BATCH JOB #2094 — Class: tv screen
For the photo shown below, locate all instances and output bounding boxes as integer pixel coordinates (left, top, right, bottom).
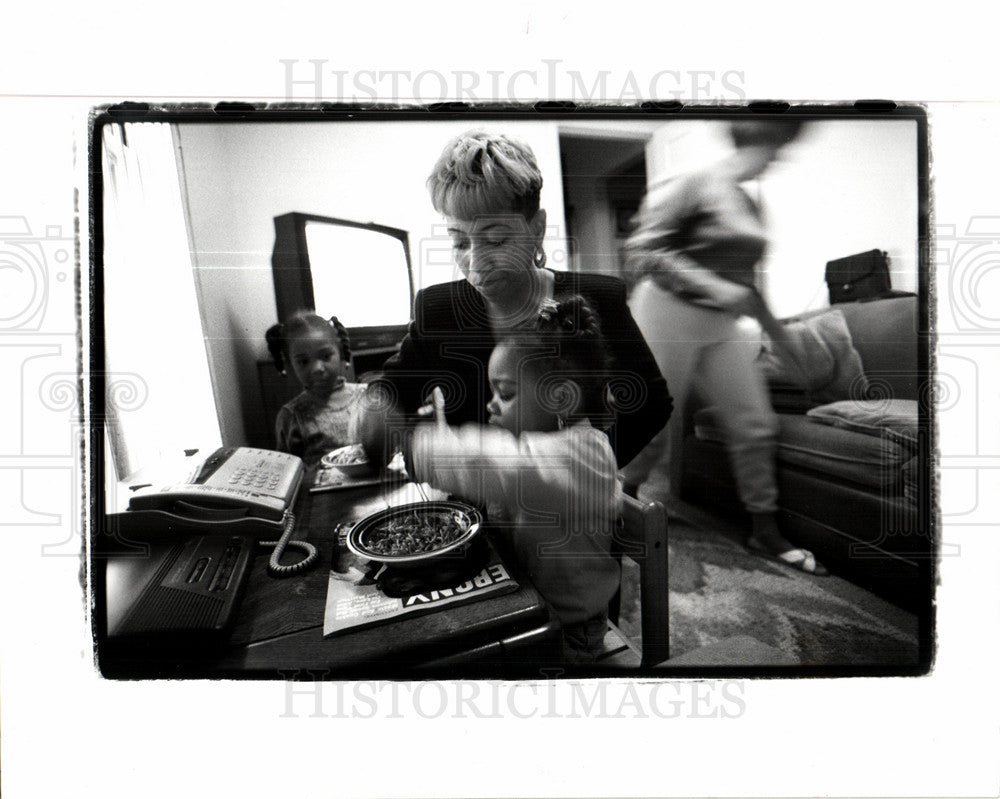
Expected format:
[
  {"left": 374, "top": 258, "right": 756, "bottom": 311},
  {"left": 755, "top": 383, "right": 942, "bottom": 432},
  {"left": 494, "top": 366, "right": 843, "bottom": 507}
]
[{"left": 271, "top": 212, "right": 414, "bottom": 352}]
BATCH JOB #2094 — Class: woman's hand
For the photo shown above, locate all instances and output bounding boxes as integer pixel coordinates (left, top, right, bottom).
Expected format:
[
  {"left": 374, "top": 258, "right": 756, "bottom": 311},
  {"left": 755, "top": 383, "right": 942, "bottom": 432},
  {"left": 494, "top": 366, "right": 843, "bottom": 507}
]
[
  {"left": 645, "top": 255, "right": 765, "bottom": 318},
  {"left": 358, "top": 388, "right": 406, "bottom": 470},
  {"left": 708, "top": 282, "right": 763, "bottom": 317},
  {"left": 687, "top": 280, "right": 765, "bottom": 318}
]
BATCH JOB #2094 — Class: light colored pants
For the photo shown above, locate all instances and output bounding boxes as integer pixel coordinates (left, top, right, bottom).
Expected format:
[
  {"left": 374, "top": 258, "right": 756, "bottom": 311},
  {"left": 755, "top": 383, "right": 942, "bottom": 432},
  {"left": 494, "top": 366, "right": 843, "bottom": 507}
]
[{"left": 622, "top": 278, "right": 779, "bottom": 515}]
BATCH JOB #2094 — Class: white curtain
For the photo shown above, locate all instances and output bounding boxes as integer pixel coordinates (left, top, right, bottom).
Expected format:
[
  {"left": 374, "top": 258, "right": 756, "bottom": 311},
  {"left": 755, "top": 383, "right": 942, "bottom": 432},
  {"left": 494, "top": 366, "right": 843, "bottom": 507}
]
[{"left": 101, "top": 122, "right": 221, "bottom": 483}]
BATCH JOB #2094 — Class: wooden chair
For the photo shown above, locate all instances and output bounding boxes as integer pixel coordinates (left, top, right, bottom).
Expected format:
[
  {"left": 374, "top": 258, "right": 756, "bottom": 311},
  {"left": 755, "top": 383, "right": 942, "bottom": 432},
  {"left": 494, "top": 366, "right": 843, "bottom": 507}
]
[{"left": 598, "top": 495, "right": 669, "bottom": 669}]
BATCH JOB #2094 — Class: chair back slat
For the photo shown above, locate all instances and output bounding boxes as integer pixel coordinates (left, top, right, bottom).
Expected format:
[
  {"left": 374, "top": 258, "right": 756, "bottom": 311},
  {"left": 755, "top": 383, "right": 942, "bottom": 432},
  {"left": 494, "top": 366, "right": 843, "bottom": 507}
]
[{"left": 616, "top": 495, "right": 669, "bottom": 668}]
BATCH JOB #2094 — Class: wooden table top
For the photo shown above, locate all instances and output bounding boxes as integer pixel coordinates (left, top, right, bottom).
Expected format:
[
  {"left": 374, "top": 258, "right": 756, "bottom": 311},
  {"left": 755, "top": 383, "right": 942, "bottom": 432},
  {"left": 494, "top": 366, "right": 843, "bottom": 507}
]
[{"left": 102, "top": 480, "right": 556, "bottom": 679}]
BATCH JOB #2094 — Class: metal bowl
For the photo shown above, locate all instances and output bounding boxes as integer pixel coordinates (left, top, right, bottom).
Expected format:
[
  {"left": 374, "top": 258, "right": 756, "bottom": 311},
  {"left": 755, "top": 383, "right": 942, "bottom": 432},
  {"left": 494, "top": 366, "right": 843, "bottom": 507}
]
[
  {"left": 320, "top": 444, "right": 374, "bottom": 478},
  {"left": 345, "top": 501, "right": 483, "bottom": 568}
]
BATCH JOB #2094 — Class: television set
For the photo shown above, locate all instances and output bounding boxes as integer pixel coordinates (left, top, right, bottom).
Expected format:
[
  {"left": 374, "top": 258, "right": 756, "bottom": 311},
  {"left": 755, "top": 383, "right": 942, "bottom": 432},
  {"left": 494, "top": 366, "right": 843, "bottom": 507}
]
[{"left": 270, "top": 212, "right": 414, "bottom": 354}]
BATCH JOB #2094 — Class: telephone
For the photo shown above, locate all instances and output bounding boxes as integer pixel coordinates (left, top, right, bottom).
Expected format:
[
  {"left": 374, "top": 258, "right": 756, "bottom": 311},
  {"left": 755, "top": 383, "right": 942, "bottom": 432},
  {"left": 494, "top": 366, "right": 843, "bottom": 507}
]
[
  {"left": 122, "top": 446, "right": 317, "bottom": 576},
  {"left": 105, "top": 447, "right": 318, "bottom": 644},
  {"left": 128, "top": 446, "right": 304, "bottom": 528}
]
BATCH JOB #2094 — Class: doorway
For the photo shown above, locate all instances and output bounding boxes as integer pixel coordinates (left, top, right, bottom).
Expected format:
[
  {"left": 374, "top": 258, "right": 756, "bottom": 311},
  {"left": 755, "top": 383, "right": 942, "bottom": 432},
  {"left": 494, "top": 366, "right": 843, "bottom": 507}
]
[{"left": 559, "top": 134, "right": 649, "bottom": 277}]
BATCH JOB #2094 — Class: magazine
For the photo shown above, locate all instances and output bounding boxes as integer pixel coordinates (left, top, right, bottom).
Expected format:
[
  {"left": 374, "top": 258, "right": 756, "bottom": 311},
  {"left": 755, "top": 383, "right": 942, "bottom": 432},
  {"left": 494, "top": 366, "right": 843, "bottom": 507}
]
[{"left": 323, "top": 539, "right": 519, "bottom": 637}]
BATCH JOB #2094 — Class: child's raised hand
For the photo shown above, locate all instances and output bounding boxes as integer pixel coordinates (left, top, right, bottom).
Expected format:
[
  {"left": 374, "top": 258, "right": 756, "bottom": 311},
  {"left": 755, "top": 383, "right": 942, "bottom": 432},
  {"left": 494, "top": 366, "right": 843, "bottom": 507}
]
[{"left": 416, "top": 386, "right": 447, "bottom": 429}]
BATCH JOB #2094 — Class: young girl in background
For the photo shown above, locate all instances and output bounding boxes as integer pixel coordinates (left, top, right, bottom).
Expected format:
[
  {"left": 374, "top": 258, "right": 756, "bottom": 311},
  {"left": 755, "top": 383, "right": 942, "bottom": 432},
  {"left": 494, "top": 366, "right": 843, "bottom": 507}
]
[
  {"left": 386, "top": 296, "right": 622, "bottom": 665},
  {"left": 266, "top": 313, "right": 366, "bottom": 465}
]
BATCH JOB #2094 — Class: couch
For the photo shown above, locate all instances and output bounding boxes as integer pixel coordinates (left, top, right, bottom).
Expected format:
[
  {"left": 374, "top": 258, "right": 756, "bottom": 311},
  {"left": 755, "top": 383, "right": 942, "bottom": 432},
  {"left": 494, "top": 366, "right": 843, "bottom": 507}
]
[{"left": 680, "top": 295, "right": 931, "bottom": 611}]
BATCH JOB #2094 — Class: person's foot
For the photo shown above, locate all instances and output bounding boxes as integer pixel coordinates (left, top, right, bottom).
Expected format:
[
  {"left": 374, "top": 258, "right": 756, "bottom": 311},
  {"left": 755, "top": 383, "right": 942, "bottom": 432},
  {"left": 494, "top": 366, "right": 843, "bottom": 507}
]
[{"left": 746, "top": 514, "right": 828, "bottom": 576}]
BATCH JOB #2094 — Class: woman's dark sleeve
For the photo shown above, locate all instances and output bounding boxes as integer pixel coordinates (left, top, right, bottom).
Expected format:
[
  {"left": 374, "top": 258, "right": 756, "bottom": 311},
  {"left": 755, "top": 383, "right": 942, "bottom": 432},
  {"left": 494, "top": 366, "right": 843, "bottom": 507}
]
[
  {"left": 596, "top": 278, "right": 672, "bottom": 467},
  {"left": 376, "top": 290, "right": 431, "bottom": 415},
  {"left": 377, "top": 283, "right": 490, "bottom": 427}
]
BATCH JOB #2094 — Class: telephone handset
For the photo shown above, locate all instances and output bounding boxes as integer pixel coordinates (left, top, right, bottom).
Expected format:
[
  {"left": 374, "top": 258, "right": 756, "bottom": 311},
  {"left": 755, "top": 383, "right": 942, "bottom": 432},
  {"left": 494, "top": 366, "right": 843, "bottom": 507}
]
[
  {"left": 125, "top": 447, "right": 316, "bottom": 576},
  {"left": 129, "top": 446, "right": 303, "bottom": 524}
]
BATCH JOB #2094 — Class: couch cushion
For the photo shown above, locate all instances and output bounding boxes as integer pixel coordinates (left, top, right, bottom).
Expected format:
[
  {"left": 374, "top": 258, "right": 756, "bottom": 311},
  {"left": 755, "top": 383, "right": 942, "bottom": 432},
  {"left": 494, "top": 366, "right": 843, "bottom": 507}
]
[
  {"left": 757, "top": 309, "right": 870, "bottom": 404},
  {"left": 791, "top": 296, "right": 920, "bottom": 401},
  {"left": 693, "top": 409, "right": 911, "bottom": 489},
  {"left": 806, "top": 399, "right": 919, "bottom": 448}
]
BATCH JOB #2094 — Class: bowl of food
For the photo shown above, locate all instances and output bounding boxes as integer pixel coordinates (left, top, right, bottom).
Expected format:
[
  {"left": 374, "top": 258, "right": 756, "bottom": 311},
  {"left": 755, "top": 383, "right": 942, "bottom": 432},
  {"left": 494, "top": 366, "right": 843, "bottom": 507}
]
[
  {"left": 320, "top": 443, "right": 373, "bottom": 477},
  {"left": 346, "top": 501, "right": 483, "bottom": 568}
]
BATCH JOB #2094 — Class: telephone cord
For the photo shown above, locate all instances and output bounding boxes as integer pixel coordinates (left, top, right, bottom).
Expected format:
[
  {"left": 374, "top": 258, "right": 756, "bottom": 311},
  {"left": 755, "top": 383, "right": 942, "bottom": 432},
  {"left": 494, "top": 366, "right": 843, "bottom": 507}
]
[{"left": 261, "top": 511, "right": 319, "bottom": 576}]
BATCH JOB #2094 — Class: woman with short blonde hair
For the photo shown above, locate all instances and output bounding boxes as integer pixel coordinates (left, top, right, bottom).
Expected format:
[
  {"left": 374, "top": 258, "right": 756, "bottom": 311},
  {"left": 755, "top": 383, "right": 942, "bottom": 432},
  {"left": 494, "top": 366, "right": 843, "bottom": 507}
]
[{"left": 378, "top": 128, "right": 672, "bottom": 470}]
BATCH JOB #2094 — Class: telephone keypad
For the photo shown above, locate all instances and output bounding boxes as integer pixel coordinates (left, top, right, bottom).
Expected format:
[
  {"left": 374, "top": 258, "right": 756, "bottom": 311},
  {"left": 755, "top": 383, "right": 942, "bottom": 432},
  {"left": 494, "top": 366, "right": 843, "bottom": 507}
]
[
  {"left": 127, "top": 447, "right": 304, "bottom": 523},
  {"left": 220, "top": 455, "right": 293, "bottom": 495}
]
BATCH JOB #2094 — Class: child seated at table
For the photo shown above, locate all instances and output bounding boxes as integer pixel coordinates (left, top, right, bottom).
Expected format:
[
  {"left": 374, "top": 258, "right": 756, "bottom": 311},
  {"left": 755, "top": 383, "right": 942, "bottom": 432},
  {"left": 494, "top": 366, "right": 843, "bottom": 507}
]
[
  {"left": 265, "top": 312, "right": 366, "bottom": 465},
  {"left": 393, "top": 296, "right": 622, "bottom": 665}
]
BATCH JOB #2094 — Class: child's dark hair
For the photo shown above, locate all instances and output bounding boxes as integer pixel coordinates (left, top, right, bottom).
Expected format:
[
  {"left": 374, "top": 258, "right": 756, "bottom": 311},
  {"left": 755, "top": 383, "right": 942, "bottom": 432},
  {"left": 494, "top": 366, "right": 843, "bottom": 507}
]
[
  {"left": 265, "top": 312, "right": 351, "bottom": 374},
  {"left": 499, "top": 295, "right": 612, "bottom": 424}
]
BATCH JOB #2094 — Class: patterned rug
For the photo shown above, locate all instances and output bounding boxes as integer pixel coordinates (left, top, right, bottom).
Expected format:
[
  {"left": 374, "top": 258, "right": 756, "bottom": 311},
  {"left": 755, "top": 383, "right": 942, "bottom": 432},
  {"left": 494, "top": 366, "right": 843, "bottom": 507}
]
[{"left": 618, "top": 502, "right": 922, "bottom": 667}]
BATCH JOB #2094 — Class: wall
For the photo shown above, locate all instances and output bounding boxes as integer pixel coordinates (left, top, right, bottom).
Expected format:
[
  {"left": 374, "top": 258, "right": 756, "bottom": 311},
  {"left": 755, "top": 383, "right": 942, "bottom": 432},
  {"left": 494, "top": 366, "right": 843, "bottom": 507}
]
[
  {"left": 175, "top": 117, "right": 919, "bottom": 445},
  {"left": 175, "top": 120, "right": 567, "bottom": 446},
  {"left": 644, "top": 119, "right": 920, "bottom": 317}
]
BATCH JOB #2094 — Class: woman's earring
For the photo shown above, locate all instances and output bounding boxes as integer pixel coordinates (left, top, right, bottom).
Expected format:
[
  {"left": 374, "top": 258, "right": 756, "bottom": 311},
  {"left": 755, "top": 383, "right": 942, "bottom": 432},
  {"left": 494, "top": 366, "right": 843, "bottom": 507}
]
[
  {"left": 534, "top": 246, "right": 547, "bottom": 269},
  {"left": 556, "top": 415, "right": 565, "bottom": 430}
]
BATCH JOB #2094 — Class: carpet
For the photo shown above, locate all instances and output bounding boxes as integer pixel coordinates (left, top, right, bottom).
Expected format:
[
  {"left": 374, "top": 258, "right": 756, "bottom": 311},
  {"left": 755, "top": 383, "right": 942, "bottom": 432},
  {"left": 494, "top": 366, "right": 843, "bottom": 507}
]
[{"left": 617, "top": 501, "right": 923, "bottom": 668}]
